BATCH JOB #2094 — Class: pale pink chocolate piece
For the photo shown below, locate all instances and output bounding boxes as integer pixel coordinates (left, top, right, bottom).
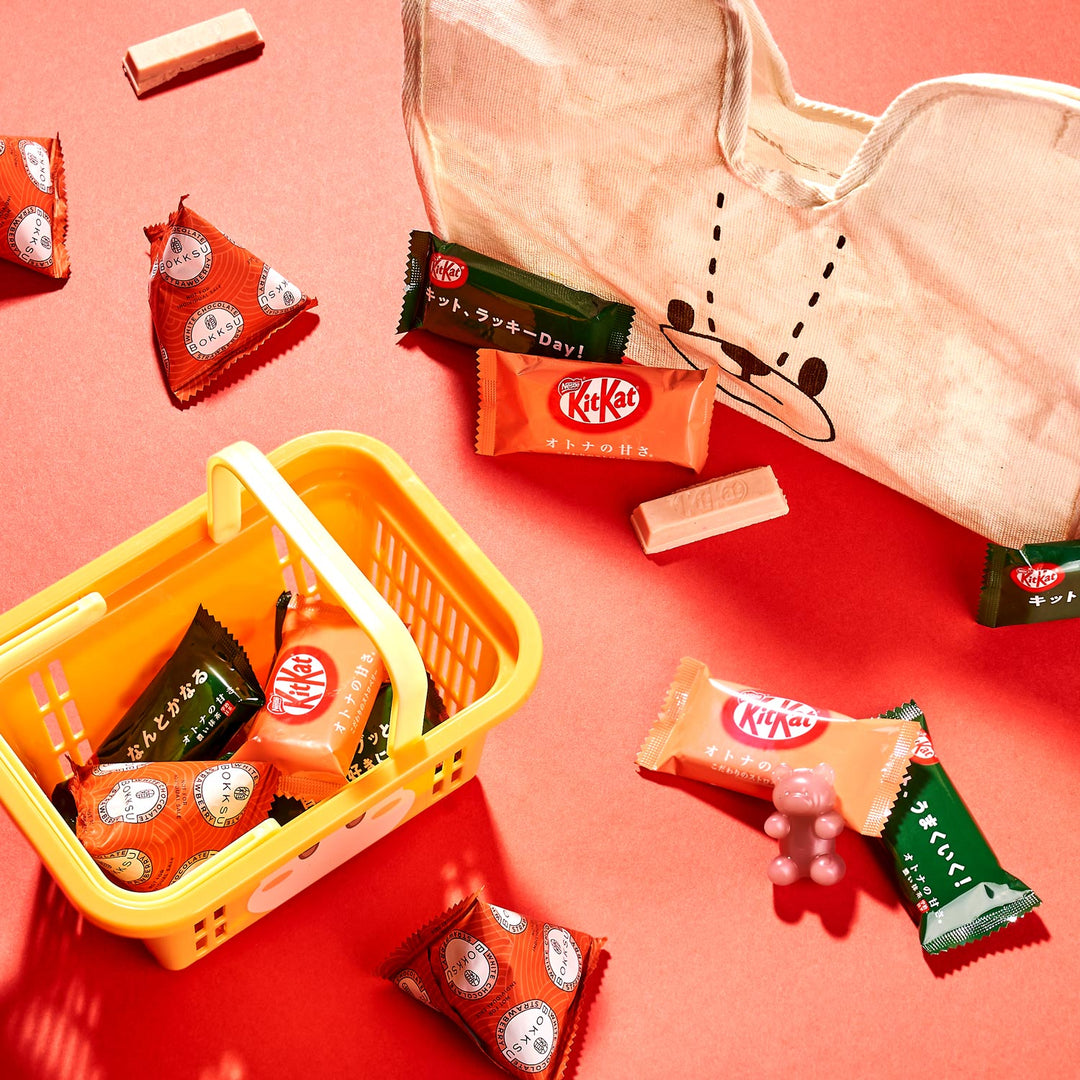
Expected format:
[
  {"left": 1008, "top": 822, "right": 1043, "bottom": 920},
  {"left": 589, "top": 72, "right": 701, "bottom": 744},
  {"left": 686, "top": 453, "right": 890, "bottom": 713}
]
[
  {"left": 123, "top": 9, "right": 264, "bottom": 97},
  {"left": 631, "top": 466, "right": 788, "bottom": 554}
]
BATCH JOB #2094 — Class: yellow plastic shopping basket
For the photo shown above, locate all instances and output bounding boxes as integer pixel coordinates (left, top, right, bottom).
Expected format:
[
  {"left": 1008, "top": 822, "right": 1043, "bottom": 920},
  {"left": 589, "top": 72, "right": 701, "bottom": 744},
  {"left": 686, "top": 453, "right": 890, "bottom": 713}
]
[{"left": 0, "top": 432, "right": 542, "bottom": 969}]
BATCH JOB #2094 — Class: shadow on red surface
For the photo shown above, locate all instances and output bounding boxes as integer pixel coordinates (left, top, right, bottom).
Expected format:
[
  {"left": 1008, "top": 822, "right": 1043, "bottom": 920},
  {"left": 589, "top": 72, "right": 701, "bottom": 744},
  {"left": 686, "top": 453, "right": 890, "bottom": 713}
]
[
  {"left": 129, "top": 45, "right": 266, "bottom": 101},
  {"left": 0, "top": 777, "right": 513, "bottom": 1079},
  {"left": 0, "top": 260, "right": 68, "bottom": 303},
  {"left": 639, "top": 768, "right": 902, "bottom": 940},
  {"left": 923, "top": 909, "right": 1050, "bottom": 978}
]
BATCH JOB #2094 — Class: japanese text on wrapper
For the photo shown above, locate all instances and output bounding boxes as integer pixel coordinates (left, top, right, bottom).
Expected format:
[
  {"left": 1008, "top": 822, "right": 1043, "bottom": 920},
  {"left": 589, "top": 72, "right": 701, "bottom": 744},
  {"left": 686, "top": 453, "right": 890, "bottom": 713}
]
[
  {"left": 425, "top": 287, "right": 586, "bottom": 358},
  {"left": 704, "top": 744, "right": 774, "bottom": 785},
  {"left": 126, "top": 668, "right": 210, "bottom": 760},
  {"left": 895, "top": 773, "right": 972, "bottom": 916},
  {"left": 1029, "top": 590, "right": 1077, "bottom": 607},
  {"left": 544, "top": 437, "right": 653, "bottom": 459}
]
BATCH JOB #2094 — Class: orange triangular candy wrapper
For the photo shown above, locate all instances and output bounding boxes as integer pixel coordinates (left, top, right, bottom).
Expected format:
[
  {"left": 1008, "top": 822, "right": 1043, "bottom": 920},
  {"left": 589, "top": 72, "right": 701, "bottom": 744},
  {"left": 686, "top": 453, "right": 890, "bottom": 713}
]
[
  {"left": 145, "top": 197, "right": 316, "bottom": 402},
  {"left": 0, "top": 134, "right": 70, "bottom": 279}
]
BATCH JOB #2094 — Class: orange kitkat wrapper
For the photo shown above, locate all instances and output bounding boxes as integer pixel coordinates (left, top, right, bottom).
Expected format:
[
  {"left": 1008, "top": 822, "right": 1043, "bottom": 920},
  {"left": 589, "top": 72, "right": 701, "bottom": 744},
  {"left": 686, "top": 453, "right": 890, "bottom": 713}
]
[
  {"left": 637, "top": 658, "right": 919, "bottom": 836},
  {"left": 235, "top": 595, "right": 387, "bottom": 782},
  {"left": 382, "top": 894, "right": 605, "bottom": 1079},
  {"left": 145, "top": 197, "right": 316, "bottom": 402},
  {"left": 0, "top": 135, "right": 69, "bottom": 278},
  {"left": 476, "top": 349, "right": 718, "bottom": 470}
]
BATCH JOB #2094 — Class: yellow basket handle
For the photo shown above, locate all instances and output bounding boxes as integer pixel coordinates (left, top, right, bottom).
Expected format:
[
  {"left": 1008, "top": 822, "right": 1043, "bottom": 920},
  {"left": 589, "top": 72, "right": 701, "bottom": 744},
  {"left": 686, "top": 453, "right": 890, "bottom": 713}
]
[
  {"left": 206, "top": 441, "right": 427, "bottom": 753},
  {"left": 0, "top": 594, "right": 108, "bottom": 685}
]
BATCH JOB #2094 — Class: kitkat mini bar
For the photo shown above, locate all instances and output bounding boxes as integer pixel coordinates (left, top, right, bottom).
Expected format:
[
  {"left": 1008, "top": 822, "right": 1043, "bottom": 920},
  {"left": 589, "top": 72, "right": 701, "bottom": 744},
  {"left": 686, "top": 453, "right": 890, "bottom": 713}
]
[
  {"left": 880, "top": 702, "right": 1040, "bottom": 953},
  {"left": 637, "top": 658, "right": 920, "bottom": 836},
  {"left": 0, "top": 134, "right": 70, "bottom": 279},
  {"left": 978, "top": 539, "right": 1080, "bottom": 626},
  {"left": 400, "top": 230, "right": 634, "bottom": 361},
  {"left": 476, "top": 349, "right": 718, "bottom": 470}
]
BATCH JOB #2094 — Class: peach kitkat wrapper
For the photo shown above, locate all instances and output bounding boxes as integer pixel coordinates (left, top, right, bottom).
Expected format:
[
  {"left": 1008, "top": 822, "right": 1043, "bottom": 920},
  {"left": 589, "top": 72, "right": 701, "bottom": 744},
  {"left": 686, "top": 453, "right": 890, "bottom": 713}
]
[
  {"left": 637, "top": 658, "right": 920, "bottom": 836},
  {"left": 145, "top": 197, "right": 316, "bottom": 402},
  {"left": 383, "top": 894, "right": 605, "bottom": 1079},
  {"left": 0, "top": 134, "right": 70, "bottom": 278}
]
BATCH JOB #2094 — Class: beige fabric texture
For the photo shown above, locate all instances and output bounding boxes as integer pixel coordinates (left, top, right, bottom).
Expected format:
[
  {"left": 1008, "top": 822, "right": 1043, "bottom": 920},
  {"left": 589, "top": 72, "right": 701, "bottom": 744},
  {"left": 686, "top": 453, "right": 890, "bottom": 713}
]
[{"left": 402, "top": 0, "right": 1080, "bottom": 546}]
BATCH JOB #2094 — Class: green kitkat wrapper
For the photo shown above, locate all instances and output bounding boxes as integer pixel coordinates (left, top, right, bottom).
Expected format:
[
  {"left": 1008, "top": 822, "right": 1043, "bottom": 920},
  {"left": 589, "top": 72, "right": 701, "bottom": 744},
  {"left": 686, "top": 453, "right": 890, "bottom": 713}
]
[
  {"left": 399, "top": 230, "right": 634, "bottom": 362},
  {"left": 978, "top": 540, "right": 1080, "bottom": 626},
  {"left": 880, "top": 702, "right": 1040, "bottom": 954}
]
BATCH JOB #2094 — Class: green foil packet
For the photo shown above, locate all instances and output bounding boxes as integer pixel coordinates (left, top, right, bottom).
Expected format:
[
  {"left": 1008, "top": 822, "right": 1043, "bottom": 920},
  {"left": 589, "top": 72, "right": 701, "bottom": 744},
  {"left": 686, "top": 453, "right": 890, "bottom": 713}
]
[
  {"left": 347, "top": 673, "right": 449, "bottom": 780},
  {"left": 96, "top": 605, "right": 265, "bottom": 764},
  {"left": 881, "top": 702, "right": 1040, "bottom": 954},
  {"left": 398, "top": 230, "right": 634, "bottom": 362},
  {"left": 978, "top": 539, "right": 1080, "bottom": 626}
]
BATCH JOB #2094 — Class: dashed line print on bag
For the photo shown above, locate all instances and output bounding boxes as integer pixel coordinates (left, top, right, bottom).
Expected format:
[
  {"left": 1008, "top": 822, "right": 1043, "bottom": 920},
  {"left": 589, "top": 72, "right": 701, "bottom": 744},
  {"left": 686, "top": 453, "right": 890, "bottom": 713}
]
[{"left": 659, "top": 194, "right": 844, "bottom": 443}]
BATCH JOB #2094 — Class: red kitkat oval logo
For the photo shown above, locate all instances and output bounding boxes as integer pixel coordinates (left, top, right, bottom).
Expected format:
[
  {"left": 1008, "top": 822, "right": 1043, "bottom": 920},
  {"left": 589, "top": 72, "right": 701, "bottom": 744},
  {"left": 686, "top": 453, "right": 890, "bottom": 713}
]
[
  {"left": 1010, "top": 563, "right": 1064, "bottom": 592},
  {"left": 910, "top": 730, "right": 939, "bottom": 766},
  {"left": 268, "top": 645, "right": 336, "bottom": 722},
  {"left": 429, "top": 253, "right": 468, "bottom": 288},
  {"left": 550, "top": 371, "right": 650, "bottom": 432},
  {"left": 721, "top": 690, "right": 823, "bottom": 748}
]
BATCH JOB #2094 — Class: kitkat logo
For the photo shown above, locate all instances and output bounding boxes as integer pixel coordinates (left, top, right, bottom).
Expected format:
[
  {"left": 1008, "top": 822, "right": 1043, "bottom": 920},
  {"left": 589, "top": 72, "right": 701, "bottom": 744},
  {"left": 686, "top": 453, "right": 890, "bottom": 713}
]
[
  {"left": 1010, "top": 563, "right": 1064, "bottom": 593},
  {"left": 721, "top": 690, "right": 823, "bottom": 748},
  {"left": 268, "top": 646, "right": 335, "bottom": 721},
  {"left": 429, "top": 253, "right": 468, "bottom": 288},
  {"left": 911, "top": 730, "right": 939, "bottom": 766},
  {"left": 550, "top": 371, "right": 650, "bottom": 432}
]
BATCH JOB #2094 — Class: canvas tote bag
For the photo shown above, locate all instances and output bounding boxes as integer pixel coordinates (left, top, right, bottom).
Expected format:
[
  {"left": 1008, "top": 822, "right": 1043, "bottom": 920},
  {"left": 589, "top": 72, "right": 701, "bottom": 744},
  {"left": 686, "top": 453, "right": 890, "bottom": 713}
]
[{"left": 402, "top": 0, "right": 1080, "bottom": 546}]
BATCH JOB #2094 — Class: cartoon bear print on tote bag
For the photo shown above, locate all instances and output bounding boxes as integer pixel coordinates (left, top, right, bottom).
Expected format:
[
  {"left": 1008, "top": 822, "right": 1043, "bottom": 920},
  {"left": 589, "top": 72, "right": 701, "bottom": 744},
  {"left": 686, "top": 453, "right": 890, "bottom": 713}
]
[{"left": 660, "top": 191, "right": 840, "bottom": 443}]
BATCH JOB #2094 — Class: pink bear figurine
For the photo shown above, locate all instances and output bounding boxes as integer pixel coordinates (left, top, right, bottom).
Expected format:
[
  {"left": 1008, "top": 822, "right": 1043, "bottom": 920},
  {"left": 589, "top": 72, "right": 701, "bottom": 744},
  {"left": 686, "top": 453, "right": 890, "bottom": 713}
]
[{"left": 764, "top": 763, "right": 846, "bottom": 886}]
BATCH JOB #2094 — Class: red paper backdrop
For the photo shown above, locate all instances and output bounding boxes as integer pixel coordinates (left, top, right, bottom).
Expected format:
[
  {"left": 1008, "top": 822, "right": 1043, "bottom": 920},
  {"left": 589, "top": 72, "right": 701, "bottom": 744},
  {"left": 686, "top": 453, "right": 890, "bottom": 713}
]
[{"left": 1, "top": 2, "right": 1077, "bottom": 1077}]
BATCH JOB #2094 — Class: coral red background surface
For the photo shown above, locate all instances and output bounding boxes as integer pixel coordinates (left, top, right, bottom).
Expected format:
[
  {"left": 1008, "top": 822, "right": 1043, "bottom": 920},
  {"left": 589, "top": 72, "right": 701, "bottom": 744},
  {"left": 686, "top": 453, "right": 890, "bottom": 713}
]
[{"left": 1, "top": 2, "right": 1077, "bottom": 1077}]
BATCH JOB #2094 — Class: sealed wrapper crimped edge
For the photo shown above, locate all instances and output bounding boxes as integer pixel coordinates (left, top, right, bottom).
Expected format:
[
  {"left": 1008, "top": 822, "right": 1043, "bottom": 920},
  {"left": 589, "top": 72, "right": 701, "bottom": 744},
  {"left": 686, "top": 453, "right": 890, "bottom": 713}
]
[
  {"left": 637, "top": 658, "right": 919, "bottom": 836},
  {"left": 635, "top": 656, "right": 703, "bottom": 773},
  {"left": 880, "top": 701, "right": 1041, "bottom": 954},
  {"left": 977, "top": 543, "right": 1006, "bottom": 627},
  {"left": 382, "top": 892, "right": 606, "bottom": 1080}
]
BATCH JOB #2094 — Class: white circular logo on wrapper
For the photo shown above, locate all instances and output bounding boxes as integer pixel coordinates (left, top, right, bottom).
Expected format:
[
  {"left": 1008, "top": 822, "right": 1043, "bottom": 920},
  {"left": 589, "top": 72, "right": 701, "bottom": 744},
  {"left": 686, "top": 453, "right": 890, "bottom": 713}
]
[
  {"left": 257, "top": 264, "right": 304, "bottom": 315},
  {"left": 8, "top": 207, "right": 53, "bottom": 267},
  {"left": 98, "top": 778, "right": 168, "bottom": 825},
  {"left": 193, "top": 763, "right": 259, "bottom": 827},
  {"left": 19, "top": 140, "right": 52, "bottom": 192},
  {"left": 173, "top": 849, "right": 217, "bottom": 881},
  {"left": 184, "top": 303, "right": 244, "bottom": 360},
  {"left": 95, "top": 848, "right": 153, "bottom": 884},
  {"left": 160, "top": 226, "right": 212, "bottom": 286},
  {"left": 490, "top": 905, "right": 528, "bottom": 934},
  {"left": 543, "top": 925, "right": 582, "bottom": 991},
  {"left": 496, "top": 1000, "right": 558, "bottom": 1073},
  {"left": 395, "top": 969, "right": 431, "bottom": 1006},
  {"left": 440, "top": 930, "right": 498, "bottom": 999},
  {"left": 0, "top": 139, "right": 6, "bottom": 156}
]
